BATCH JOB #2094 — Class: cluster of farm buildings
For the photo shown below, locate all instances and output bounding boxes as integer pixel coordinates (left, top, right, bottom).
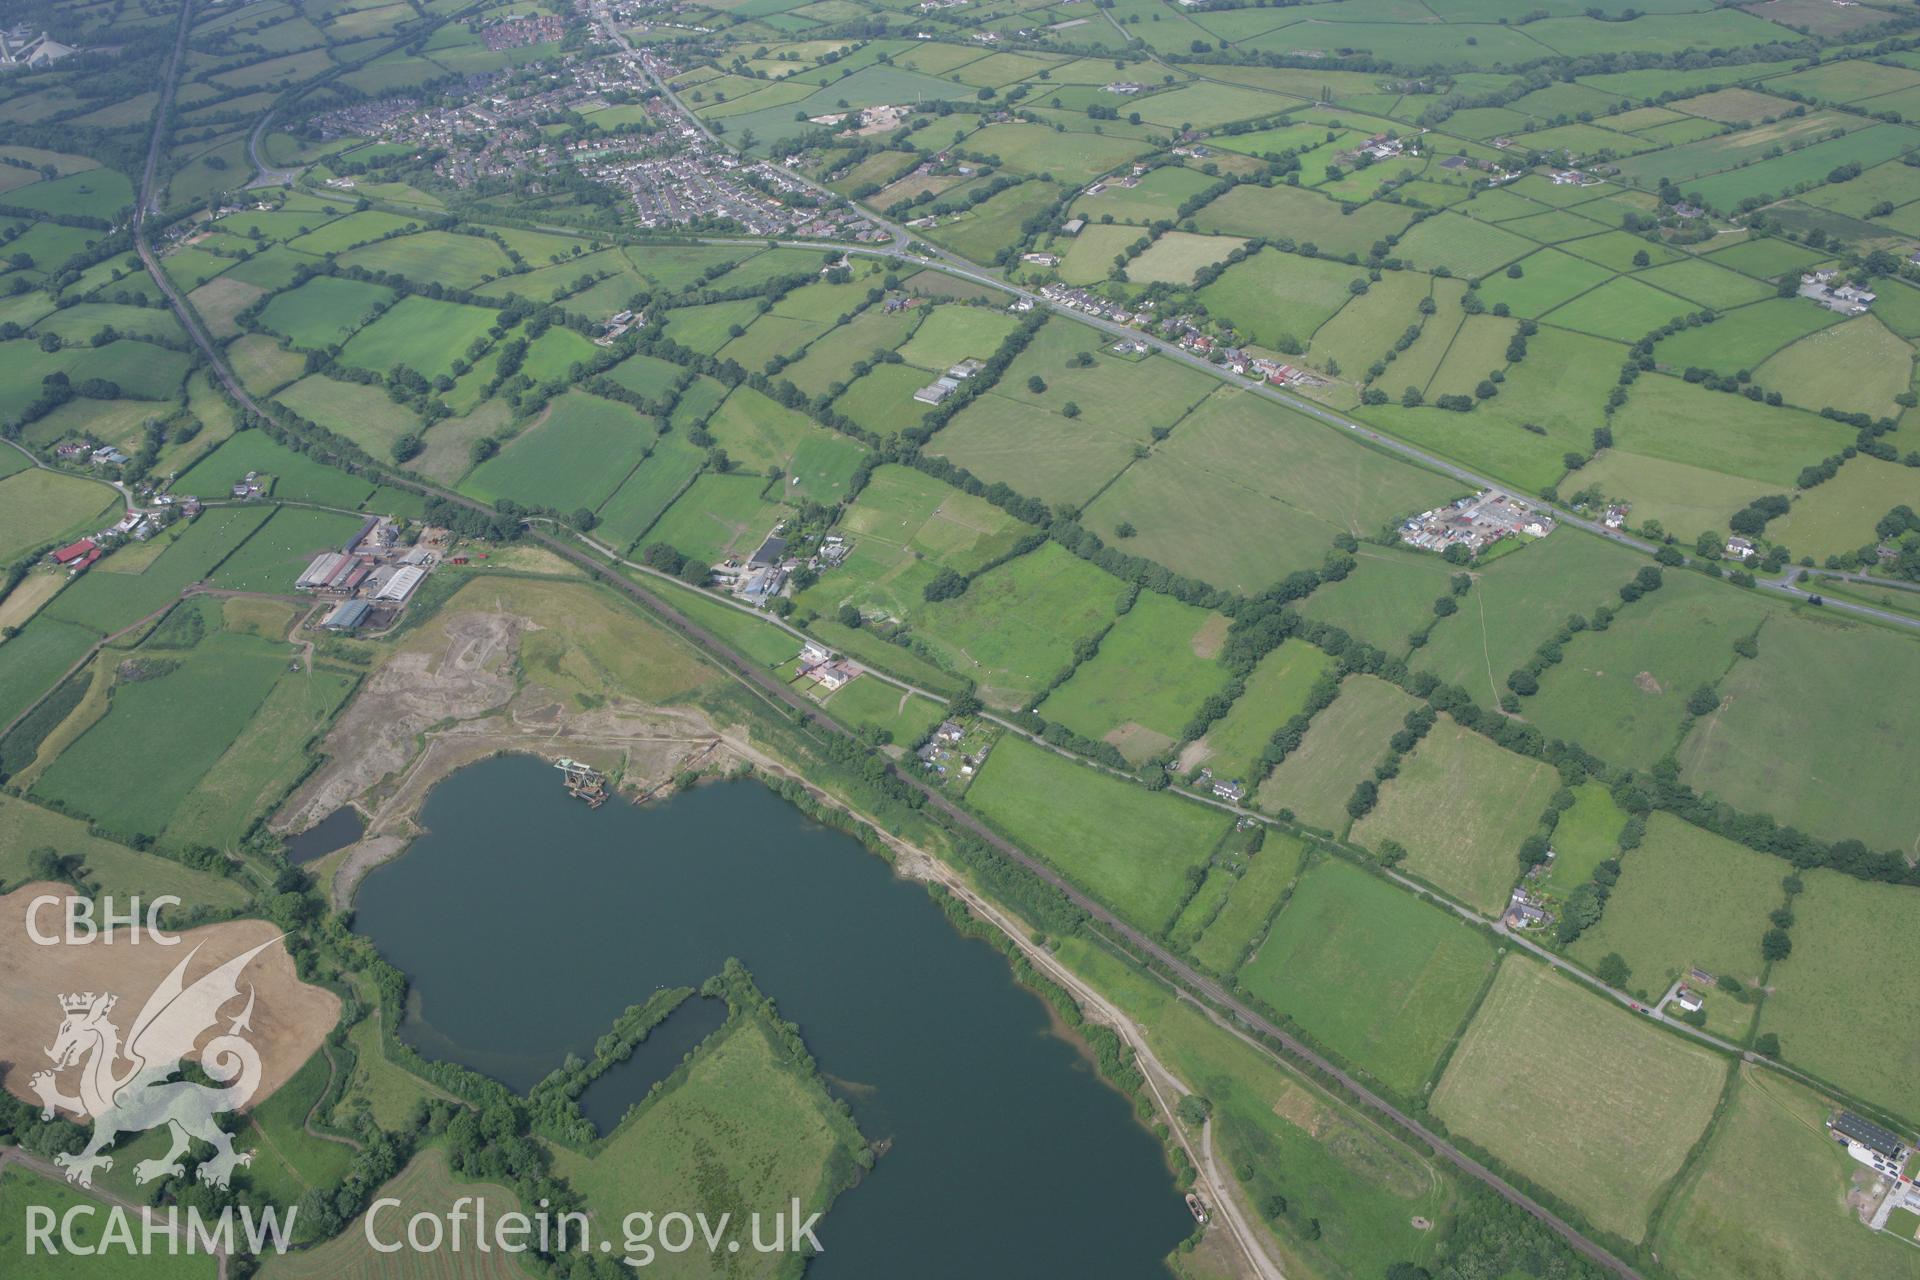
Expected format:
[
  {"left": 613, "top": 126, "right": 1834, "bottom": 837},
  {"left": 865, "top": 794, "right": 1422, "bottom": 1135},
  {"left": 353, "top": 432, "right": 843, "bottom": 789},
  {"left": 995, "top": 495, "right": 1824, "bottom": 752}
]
[
  {"left": 911, "top": 357, "right": 985, "bottom": 405},
  {"left": 1799, "top": 269, "right": 1877, "bottom": 316},
  {"left": 1399, "top": 489, "right": 1556, "bottom": 555},
  {"left": 913, "top": 716, "right": 991, "bottom": 785},
  {"left": 48, "top": 496, "right": 206, "bottom": 577},
  {"left": 294, "top": 517, "right": 441, "bottom": 632}
]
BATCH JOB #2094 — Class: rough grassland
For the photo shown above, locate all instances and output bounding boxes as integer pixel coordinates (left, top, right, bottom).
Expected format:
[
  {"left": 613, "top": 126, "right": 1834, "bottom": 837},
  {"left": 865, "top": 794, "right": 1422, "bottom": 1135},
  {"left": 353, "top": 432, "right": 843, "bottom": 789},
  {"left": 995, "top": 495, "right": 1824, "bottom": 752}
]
[
  {"left": 1569, "top": 812, "right": 1785, "bottom": 993},
  {"left": 1191, "top": 832, "right": 1304, "bottom": 974},
  {"left": 1527, "top": 571, "right": 1772, "bottom": 767},
  {"left": 1431, "top": 962, "right": 1727, "bottom": 1242},
  {"left": 1257, "top": 675, "right": 1421, "bottom": 831},
  {"left": 1352, "top": 724, "right": 1560, "bottom": 915},
  {"left": 1241, "top": 858, "right": 1497, "bottom": 1094},
  {"left": 260, "top": 1148, "right": 528, "bottom": 1280},
  {"left": 1037, "top": 591, "right": 1230, "bottom": 763},
  {"left": 1678, "top": 612, "right": 1920, "bottom": 853},
  {"left": 967, "top": 735, "right": 1228, "bottom": 933},
  {"left": 1654, "top": 1067, "right": 1920, "bottom": 1280},
  {"left": 1757, "top": 869, "right": 1920, "bottom": 1113},
  {"left": 549, "top": 1013, "right": 864, "bottom": 1280}
]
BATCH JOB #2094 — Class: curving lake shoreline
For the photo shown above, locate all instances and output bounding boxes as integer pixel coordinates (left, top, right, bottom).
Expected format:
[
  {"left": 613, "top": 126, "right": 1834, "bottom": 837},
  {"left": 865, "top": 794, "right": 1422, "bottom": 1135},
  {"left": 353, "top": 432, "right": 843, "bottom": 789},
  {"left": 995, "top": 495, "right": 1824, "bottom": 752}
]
[{"left": 352, "top": 753, "right": 1191, "bottom": 1278}]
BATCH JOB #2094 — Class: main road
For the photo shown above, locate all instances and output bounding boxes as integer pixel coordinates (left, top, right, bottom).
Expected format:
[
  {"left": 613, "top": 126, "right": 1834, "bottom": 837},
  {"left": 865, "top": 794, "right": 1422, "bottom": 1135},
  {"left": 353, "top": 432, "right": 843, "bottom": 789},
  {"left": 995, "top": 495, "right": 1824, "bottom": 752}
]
[{"left": 121, "top": 14, "right": 1861, "bottom": 1277}]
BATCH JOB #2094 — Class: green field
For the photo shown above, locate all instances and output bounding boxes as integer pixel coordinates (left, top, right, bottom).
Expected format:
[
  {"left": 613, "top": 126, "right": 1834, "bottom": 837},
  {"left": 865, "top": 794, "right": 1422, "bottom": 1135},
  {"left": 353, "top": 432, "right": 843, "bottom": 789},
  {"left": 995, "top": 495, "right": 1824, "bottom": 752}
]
[
  {"left": 1036, "top": 591, "right": 1230, "bottom": 764},
  {"left": 208, "top": 506, "right": 368, "bottom": 594},
  {"left": 1191, "top": 182, "right": 1415, "bottom": 257},
  {"left": 1537, "top": 781, "right": 1627, "bottom": 898},
  {"left": 462, "top": 391, "right": 657, "bottom": 511},
  {"left": 1417, "top": 532, "right": 1639, "bottom": 702},
  {"left": 1353, "top": 723, "right": 1561, "bottom": 915},
  {"left": 594, "top": 434, "right": 706, "bottom": 549},
  {"left": 1297, "top": 545, "right": 1462, "bottom": 653},
  {"left": 1083, "top": 388, "right": 1457, "bottom": 595},
  {"left": 1655, "top": 1067, "right": 1920, "bottom": 1280},
  {"left": 1769, "top": 458, "right": 1920, "bottom": 560},
  {"left": 1754, "top": 315, "right": 1915, "bottom": 419},
  {"left": 912, "top": 542, "right": 1124, "bottom": 709},
  {"left": 1610, "top": 372, "right": 1855, "bottom": 488},
  {"left": 1757, "top": 869, "right": 1920, "bottom": 1113},
  {"left": 967, "top": 734, "right": 1228, "bottom": 932},
  {"left": 0, "top": 468, "right": 117, "bottom": 563},
  {"left": 33, "top": 629, "right": 290, "bottom": 843},
  {"left": 1568, "top": 812, "right": 1787, "bottom": 996},
  {"left": 797, "top": 464, "right": 1028, "bottom": 621},
  {"left": 274, "top": 375, "right": 423, "bottom": 456},
  {"left": 702, "top": 385, "right": 867, "bottom": 504},
  {"left": 1197, "top": 250, "right": 1371, "bottom": 350},
  {"left": 1058, "top": 935, "right": 1451, "bottom": 1279},
  {"left": 1678, "top": 612, "right": 1920, "bottom": 853},
  {"left": 548, "top": 1009, "right": 865, "bottom": 1278},
  {"left": 892, "top": 304, "right": 1017, "bottom": 371},
  {"left": 1190, "top": 831, "right": 1304, "bottom": 973},
  {"left": 168, "top": 658, "right": 356, "bottom": 849},
  {"left": 336, "top": 228, "right": 513, "bottom": 288},
  {"left": 336, "top": 295, "right": 499, "bottom": 381},
  {"left": 259, "top": 1147, "right": 531, "bottom": 1280},
  {"left": 1240, "top": 857, "right": 1497, "bottom": 1094},
  {"left": 0, "top": 1167, "right": 217, "bottom": 1279},
  {"left": 178, "top": 432, "right": 377, "bottom": 510},
  {"left": 256, "top": 275, "right": 396, "bottom": 349},
  {"left": 1188, "top": 640, "right": 1334, "bottom": 785},
  {"left": 1432, "top": 961, "right": 1728, "bottom": 1242},
  {"left": 644, "top": 472, "right": 787, "bottom": 565},
  {"left": 0, "top": 790, "right": 248, "bottom": 905},
  {"left": 1257, "top": 674, "right": 1421, "bottom": 832},
  {"left": 1528, "top": 571, "right": 1772, "bottom": 767}
]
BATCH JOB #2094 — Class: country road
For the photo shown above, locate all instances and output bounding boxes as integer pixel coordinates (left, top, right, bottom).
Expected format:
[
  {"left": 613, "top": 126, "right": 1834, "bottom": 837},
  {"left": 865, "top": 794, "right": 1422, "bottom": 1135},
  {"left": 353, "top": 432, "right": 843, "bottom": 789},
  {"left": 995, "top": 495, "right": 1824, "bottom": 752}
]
[{"left": 111, "top": 9, "right": 1875, "bottom": 1275}]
